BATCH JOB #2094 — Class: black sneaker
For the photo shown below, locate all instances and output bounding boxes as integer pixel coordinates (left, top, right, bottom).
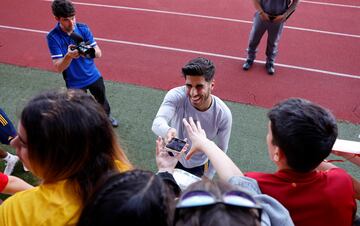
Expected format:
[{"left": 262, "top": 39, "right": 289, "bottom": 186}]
[
  {"left": 265, "top": 62, "right": 275, "bottom": 75},
  {"left": 242, "top": 59, "right": 254, "bottom": 71},
  {"left": 109, "top": 115, "right": 119, "bottom": 127}
]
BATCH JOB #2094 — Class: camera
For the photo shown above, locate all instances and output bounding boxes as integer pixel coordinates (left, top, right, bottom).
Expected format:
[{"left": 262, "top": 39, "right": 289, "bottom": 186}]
[
  {"left": 69, "top": 32, "right": 96, "bottom": 58},
  {"left": 165, "top": 138, "right": 186, "bottom": 154}
]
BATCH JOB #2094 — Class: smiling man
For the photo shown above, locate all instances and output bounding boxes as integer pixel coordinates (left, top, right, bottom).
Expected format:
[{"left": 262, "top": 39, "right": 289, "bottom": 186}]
[{"left": 152, "top": 57, "right": 232, "bottom": 178}]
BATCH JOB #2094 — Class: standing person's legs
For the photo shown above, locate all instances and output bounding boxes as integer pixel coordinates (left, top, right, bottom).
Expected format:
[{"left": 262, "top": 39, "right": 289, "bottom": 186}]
[
  {"left": 265, "top": 21, "right": 285, "bottom": 74},
  {"left": 87, "top": 77, "right": 111, "bottom": 115},
  {"left": 243, "top": 12, "right": 268, "bottom": 71},
  {"left": 85, "top": 77, "right": 118, "bottom": 127}
]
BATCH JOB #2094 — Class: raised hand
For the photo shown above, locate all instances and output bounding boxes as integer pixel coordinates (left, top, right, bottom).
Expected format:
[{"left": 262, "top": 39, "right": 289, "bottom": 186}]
[
  {"left": 183, "top": 117, "right": 243, "bottom": 180},
  {"left": 182, "top": 117, "right": 208, "bottom": 160},
  {"left": 155, "top": 136, "right": 187, "bottom": 173}
]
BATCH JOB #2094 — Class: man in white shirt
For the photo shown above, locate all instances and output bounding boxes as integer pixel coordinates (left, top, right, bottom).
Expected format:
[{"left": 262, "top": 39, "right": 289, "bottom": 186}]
[{"left": 152, "top": 57, "right": 232, "bottom": 178}]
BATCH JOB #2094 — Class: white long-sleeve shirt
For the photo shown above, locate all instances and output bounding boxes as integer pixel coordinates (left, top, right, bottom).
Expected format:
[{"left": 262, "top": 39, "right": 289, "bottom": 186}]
[{"left": 152, "top": 86, "right": 232, "bottom": 178}]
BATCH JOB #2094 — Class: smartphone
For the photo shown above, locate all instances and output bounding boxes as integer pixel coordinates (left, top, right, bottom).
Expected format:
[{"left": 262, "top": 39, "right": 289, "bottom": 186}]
[{"left": 165, "top": 137, "right": 186, "bottom": 154}]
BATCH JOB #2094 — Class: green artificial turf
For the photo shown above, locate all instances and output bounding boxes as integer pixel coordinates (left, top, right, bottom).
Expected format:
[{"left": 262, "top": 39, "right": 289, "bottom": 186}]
[{"left": 1, "top": 63, "right": 359, "bottom": 212}]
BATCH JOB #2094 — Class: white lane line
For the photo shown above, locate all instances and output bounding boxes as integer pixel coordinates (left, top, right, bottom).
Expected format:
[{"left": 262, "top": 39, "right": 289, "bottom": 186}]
[
  {"left": 283, "top": 25, "right": 360, "bottom": 38},
  {"left": 0, "top": 25, "right": 47, "bottom": 34},
  {"left": 301, "top": 0, "right": 360, "bottom": 9},
  {"left": 1, "top": 24, "right": 359, "bottom": 80},
  {"left": 44, "top": 0, "right": 360, "bottom": 10},
  {"left": 64, "top": 1, "right": 360, "bottom": 39}
]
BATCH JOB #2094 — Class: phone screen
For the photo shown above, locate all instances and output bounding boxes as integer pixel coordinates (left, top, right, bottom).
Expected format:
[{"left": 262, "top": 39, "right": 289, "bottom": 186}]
[{"left": 166, "top": 138, "right": 186, "bottom": 153}]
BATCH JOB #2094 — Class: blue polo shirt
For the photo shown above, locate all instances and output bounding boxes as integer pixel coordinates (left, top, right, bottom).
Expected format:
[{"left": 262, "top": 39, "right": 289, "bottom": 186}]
[
  {"left": 0, "top": 108, "right": 16, "bottom": 145},
  {"left": 47, "top": 23, "right": 101, "bottom": 88}
]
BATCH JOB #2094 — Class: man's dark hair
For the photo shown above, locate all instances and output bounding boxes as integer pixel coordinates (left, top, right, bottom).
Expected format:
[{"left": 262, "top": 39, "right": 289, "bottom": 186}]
[
  {"left": 268, "top": 98, "right": 338, "bottom": 172},
  {"left": 182, "top": 57, "right": 215, "bottom": 82},
  {"left": 52, "top": 0, "right": 76, "bottom": 18}
]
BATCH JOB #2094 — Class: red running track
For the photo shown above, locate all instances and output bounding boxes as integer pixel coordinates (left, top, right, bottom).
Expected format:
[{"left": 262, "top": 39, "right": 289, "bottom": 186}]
[{"left": 0, "top": 0, "right": 359, "bottom": 123}]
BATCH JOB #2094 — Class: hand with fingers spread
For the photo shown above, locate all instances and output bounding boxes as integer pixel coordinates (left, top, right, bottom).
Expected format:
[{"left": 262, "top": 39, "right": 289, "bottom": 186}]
[
  {"left": 182, "top": 117, "right": 243, "bottom": 181},
  {"left": 155, "top": 136, "right": 187, "bottom": 174},
  {"left": 182, "top": 117, "right": 209, "bottom": 160}
]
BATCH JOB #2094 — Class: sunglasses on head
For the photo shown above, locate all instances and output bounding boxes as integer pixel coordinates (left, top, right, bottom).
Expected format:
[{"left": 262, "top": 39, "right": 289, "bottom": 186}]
[{"left": 176, "top": 190, "right": 262, "bottom": 220}]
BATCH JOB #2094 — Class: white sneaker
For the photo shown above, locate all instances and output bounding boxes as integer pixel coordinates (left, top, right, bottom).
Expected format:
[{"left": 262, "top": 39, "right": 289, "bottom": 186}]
[
  {"left": 4, "top": 155, "right": 19, "bottom": 175},
  {"left": 23, "top": 165, "right": 29, "bottom": 172},
  {"left": 108, "top": 115, "right": 119, "bottom": 127}
]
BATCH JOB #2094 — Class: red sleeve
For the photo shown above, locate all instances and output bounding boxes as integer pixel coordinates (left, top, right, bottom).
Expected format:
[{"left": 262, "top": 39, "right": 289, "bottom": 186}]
[
  {"left": 244, "top": 171, "right": 264, "bottom": 179},
  {"left": 0, "top": 173, "right": 9, "bottom": 192}
]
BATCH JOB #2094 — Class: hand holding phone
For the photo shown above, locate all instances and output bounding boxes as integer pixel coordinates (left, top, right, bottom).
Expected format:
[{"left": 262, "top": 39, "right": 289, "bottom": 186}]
[{"left": 156, "top": 136, "right": 181, "bottom": 173}]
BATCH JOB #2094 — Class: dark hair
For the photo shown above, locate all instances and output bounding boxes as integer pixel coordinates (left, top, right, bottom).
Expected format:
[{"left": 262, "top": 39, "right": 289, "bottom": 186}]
[
  {"left": 182, "top": 57, "right": 215, "bottom": 82},
  {"left": 175, "top": 179, "right": 261, "bottom": 226},
  {"left": 77, "top": 169, "right": 175, "bottom": 226},
  {"left": 52, "top": 0, "right": 76, "bottom": 18},
  {"left": 21, "top": 89, "right": 132, "bottom": 204},
  {"left": 268, "top": 98, "right": 338, "bottom": 172}
]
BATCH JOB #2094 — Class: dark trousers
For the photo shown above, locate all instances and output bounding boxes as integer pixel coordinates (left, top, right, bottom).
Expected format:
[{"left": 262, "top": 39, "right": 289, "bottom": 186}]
[
  {"left": 81, "top": 77, "right": 111, "bottom": 115},
  {"left": 354, "top": 215, "right": 360, "bottom": 226},
  {"left": 175, "top": 161, "right": 205, "bottom": 178},
  {"left": 246, "top": 11, "right": 285, "bottom": 64}
]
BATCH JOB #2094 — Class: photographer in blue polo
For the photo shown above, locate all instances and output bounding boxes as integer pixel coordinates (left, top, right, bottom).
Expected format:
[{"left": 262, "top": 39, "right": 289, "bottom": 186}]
[{"left": 46, "top": 0, "right": 118, "bottom": 127}]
